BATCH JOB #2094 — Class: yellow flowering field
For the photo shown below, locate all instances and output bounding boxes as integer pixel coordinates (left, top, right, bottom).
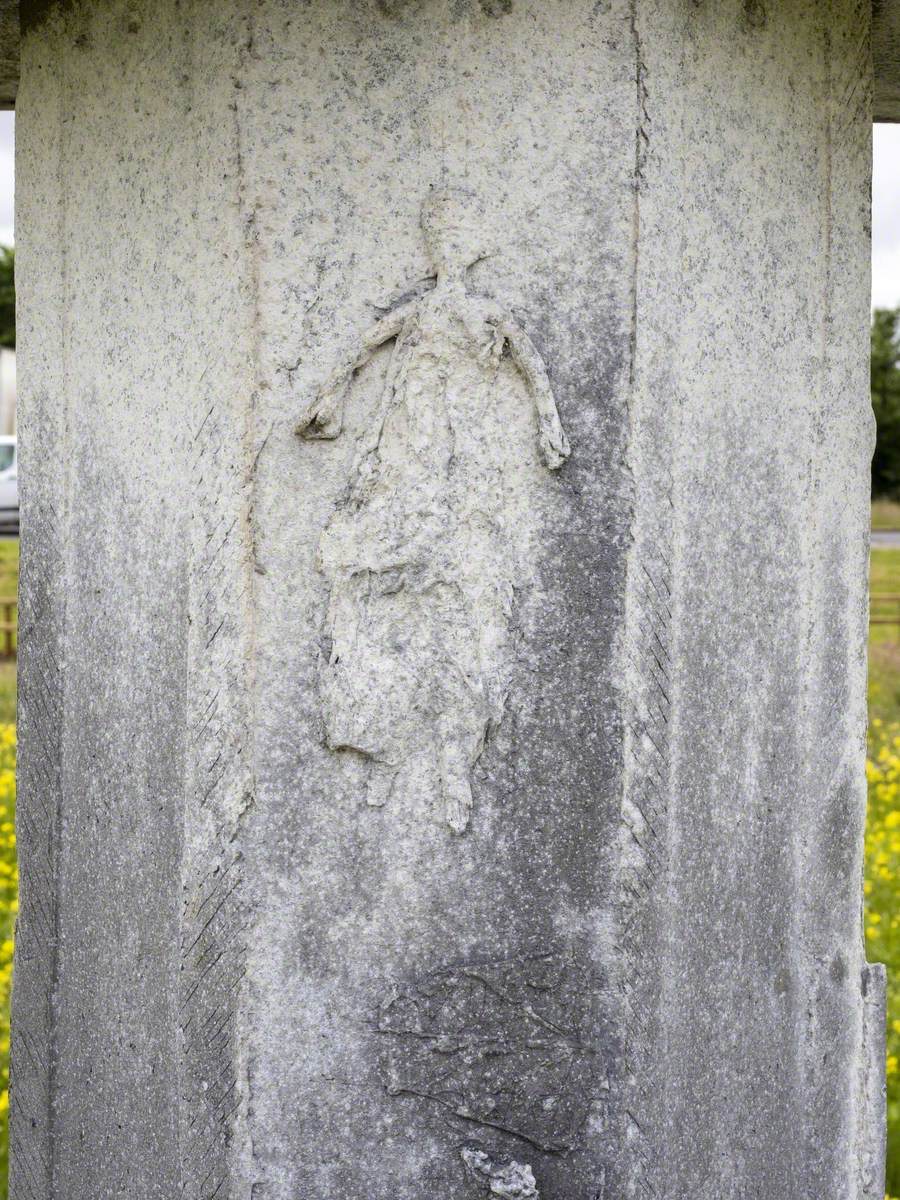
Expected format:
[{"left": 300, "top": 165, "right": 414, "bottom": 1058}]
[
  {"left": 867, "top": 721, "right": 900, "bottom": 1199},
  {"left": 0, "top": 723, "right": 15, "bottom": 1194}
]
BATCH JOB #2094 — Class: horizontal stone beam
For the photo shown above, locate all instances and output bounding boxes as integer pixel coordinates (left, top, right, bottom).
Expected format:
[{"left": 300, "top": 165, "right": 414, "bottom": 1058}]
[{"left": 2, "top": 3, "right": 900, "bottom": 116}]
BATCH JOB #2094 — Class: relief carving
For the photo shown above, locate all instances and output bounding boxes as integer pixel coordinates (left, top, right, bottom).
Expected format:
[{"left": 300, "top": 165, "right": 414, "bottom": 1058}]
[
  {"left": 297, "top": 187, "right": 569, "bottom": 833},
  {"left": 461, "top": 1146, "right": 539, "bottom": 1197},
  {"left": 376, "top": 950, "right": 595, "bottom": 1156}
]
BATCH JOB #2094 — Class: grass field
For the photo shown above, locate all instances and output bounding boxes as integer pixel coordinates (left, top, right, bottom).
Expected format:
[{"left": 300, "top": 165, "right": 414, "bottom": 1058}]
[
  {"left": 873, "top": 499, "right": 900, "bottom": 530},
  {"left": 871, "top": 548, "right": 900, "bottom": 724}
]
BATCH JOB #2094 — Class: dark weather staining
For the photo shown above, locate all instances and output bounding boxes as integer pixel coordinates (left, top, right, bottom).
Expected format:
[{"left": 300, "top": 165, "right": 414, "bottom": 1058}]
[{"left": 376, "top": 950, "right": 597, "bottom": 1160}]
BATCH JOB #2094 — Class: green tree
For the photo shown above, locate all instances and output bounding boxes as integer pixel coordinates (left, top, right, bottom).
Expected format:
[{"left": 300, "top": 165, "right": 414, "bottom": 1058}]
[
  {"left": 0, "top": 247, "right": 13, "bottom": 352},
  {"left": 872, "top": 307, "right": 900, "bottom": 497}
]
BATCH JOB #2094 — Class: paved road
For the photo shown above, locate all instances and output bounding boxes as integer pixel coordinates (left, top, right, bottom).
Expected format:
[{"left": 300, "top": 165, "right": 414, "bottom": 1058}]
[{"left": 872, "top": 530, "right": 900, "bottom": 548}]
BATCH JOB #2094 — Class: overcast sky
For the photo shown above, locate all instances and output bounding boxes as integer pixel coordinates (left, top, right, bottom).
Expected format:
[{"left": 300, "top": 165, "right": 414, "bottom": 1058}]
[
  {"left": 0, "top": 112, "right": 11, "bottom": 249},
  {"left": 875, "top": 124, "right": 900, "bottom": 309},
  {"left": 0, "top": 113, "right": 894, "bottom": 308}
]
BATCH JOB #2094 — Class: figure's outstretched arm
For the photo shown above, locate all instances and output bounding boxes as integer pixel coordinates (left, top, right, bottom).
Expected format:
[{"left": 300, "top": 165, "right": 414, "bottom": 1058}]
[
  {"left": 296, "top": 302, "right": 415, "bottom": 440},
  {"left": 501, "top": 320, "right": 571, "bottom": 470}
]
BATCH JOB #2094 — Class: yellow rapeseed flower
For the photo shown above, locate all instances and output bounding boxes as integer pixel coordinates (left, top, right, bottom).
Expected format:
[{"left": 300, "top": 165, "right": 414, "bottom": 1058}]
[{"left": 0, "top": 720, "right": 16, "bottom": 1192}]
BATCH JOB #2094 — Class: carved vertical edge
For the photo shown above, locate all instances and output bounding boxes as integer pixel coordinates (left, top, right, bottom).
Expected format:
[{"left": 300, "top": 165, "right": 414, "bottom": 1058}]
[
  {"left": 9, "top": 20, "right": 67, "bottom": 1200},
  {"left": 819, "top": 2, "right": 883, "bottom": 1195},
  {"left": 617, "top": 6, "right": 672, "bottom": 1197},
  {"left": 178, "top": 13, "right": 258, "bottom": 1199},
  {"left": 10, "top": 502, "right": 62, "bottom": 1200},
  {"left": 856, "top": 964, "right": 887, "bottom": 1200},
  {"left": 10, "top": 451, "right": 65, "bottom": 1200},
  {"left": 618, "top": 523, "right": 673, "bottom": 1200},
  {"left": 179, "top": 393, "right": 254, "bottom": 1199}
]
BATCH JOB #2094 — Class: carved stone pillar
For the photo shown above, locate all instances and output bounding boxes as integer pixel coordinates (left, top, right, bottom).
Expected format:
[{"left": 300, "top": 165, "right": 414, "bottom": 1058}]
[{"left": 7, "top": 2, "right": 887, "bottom": 1198}]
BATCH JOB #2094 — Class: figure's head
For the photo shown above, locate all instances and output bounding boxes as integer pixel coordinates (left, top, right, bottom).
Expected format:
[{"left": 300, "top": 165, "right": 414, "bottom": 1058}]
[{"left": 420, "top": 186, "right": 488, "bottom": 275}]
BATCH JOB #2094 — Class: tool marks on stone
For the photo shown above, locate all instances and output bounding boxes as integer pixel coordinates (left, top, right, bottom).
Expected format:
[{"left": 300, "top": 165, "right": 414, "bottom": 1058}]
[
  {"left": 297, "top": 187, "right": 569, "bottom": 833},
  {"left": 180, "top": 387, "right": 254, "bottom": 1199},
  {"left": 377, "top": 950, "right": 596, "bottom": 1156}
]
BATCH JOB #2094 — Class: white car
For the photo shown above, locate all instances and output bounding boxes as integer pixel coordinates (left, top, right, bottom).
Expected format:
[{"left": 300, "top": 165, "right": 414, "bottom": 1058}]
[{"left": 0, "top": 436, "right": 18, "bottom": 535}]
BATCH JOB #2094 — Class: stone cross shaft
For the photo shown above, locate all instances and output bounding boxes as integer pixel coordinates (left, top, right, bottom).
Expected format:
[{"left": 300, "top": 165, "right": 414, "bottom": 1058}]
[{"left": 2, "top": 2, "right": 893, "bottom": 1198}]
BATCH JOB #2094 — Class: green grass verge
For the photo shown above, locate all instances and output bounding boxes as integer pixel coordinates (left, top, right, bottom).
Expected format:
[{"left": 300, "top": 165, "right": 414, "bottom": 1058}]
[{"left": 871, "top": 548, "right": 900, "bottom": 725}]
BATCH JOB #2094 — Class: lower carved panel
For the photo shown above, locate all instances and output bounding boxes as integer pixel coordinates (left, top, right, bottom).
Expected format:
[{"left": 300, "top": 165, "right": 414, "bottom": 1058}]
[{"left": 377, "top": 949, "right": 597, "bottom": 1162}]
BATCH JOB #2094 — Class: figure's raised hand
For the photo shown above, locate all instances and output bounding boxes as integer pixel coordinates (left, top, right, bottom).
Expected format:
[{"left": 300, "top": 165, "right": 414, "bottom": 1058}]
[
  {"left": 296, "top": 371, "right": 349, "bottom": 440},
  {"left": 538, "top": 413, "right": 571, "bottom": 470}
]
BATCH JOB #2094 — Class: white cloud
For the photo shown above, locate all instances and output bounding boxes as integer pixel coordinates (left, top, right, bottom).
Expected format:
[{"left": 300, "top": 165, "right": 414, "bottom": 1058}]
[{"left": 0, "top": 111, "right": 11, "bottom": 249}]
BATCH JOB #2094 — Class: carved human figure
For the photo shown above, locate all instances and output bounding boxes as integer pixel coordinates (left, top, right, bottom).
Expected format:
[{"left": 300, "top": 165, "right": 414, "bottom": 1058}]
[{"left": 297, "top": 187, "right": 569, "bottom": 833}]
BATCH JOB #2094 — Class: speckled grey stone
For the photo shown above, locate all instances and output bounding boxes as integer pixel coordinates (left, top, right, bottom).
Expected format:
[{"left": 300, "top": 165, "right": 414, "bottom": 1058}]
[
  {"left": 8, "top": 2, "right": 885, "bottom": 1199},
  {"left": 5, "top": 2, "right": 900, "bottom": 116}
]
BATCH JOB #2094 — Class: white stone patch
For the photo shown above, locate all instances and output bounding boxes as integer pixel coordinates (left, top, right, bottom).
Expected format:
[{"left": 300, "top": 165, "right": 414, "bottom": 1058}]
[{"left": 460, "top": 1146, "right": 540, "bottom": 1198}]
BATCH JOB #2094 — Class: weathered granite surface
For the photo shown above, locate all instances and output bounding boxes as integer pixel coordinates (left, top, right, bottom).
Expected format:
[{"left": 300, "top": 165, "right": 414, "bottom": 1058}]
[
  {"left": 9, "top": 2, "right": 884, "bottom": 1199},
  {"left": 7, "top": 2, "right": 900, "bottom": 119}
]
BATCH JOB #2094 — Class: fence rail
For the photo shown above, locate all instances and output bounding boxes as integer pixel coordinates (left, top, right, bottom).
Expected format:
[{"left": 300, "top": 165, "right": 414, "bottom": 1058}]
[
  {"left": 871, "top": 592, "right": 900, "bottom": 634},
  {"left": 0, "top": 596, "right": 15, "bottom": 659}
]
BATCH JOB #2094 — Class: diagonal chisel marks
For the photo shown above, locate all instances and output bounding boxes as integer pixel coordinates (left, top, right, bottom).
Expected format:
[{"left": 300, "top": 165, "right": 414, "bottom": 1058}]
[
  {"left": 180, "top": 847, "right": 248, "bottom": 1200},
  {"left": 177, "top": 23, "right": 266, "bottom": 1194},
  {"left": 619, "top": 531, "right": 673, "bottom": 1200},
  {"left": 619, "top": 16, "right": 675, "bottom": 1183},
  {"left": 179, "top": 65, "right": 260, "bottom": 1183},
  {"left": 180, "top": 398, "right": 255, "bottom": 1200}
]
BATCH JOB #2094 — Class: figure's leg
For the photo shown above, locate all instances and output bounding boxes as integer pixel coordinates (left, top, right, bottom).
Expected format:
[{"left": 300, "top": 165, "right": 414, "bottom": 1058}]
[{"left": 366, "top": 759, "right": 397, "bottom": 808}]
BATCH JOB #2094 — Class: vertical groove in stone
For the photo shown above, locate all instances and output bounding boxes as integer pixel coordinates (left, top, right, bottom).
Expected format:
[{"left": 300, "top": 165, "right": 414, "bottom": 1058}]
[
  {"left": 859, "top": 963, "right": 888, "bottom": 1198},
  {"left": 232, "top": 15, "right": 265, "bottom": 1192},
  {"left": 813, "top": 2, "right": 883, "bottom": 1195},
  {"left": 178, "top": 6, "right": 258, "bottom": 1197},
  {"left": 10, "top": 13, "right": 66, "bottom": 1198},
  {"left": 618, "top": 3, "right": 675, "bottom": 1196},
  {"left": 179, "top": 288, "right": 254, "bottom": 1200}
]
